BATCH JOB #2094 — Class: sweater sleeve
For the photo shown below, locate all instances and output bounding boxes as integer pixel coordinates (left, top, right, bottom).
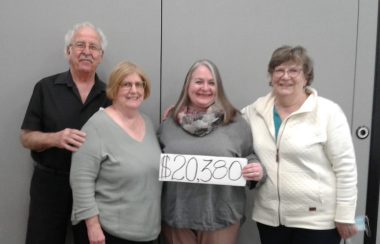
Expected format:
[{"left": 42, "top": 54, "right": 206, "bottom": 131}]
[
  {"left": 70, "top": 120, "right": 103, "bottom": 224},
  {"left": 324, "top": 104, "right": 357, "bottom": 223}
]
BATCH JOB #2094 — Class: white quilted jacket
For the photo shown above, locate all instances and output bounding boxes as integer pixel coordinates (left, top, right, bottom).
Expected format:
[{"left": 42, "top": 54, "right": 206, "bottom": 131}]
[{"left": 242, "top": 87, "right": 357, "bottom": 229}]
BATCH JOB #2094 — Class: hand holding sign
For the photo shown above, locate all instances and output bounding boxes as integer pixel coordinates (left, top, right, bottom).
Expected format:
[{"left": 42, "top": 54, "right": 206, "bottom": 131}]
[{"left": 159, "top": 153, "right": 247, "bottom": 186}]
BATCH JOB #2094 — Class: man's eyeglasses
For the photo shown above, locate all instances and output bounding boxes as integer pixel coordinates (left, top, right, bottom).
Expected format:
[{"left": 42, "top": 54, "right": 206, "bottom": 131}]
[
  {"left": 70, "top": 42, "right": 102, "bottom": 52},
  {"left": 120, "top": 81, "right": 146, "bottom": 90},
  {"left": 273, "top": 68, "right": 303, "bottom": 78}
]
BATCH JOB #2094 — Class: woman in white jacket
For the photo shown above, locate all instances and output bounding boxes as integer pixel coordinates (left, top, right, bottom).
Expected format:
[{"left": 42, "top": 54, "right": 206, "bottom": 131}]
[{"left": 242, "top": 45, "right": 357, "bottom": 244}]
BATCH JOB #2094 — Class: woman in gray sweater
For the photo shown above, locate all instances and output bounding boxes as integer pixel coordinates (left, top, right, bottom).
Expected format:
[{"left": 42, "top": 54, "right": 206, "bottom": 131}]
[
  {"left": 158, "top": 59, "right": 264, "bottom": 244},
  {"left": 70, "top": 61, "right": 162, "bottom": 244}
]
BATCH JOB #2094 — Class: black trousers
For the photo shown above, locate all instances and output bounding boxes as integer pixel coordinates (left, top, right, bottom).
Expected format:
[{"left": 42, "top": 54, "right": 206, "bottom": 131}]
[
  {"left": 25, "top": 165, "right": 74, "bottom": 244},
  {"left": 73, "top": 221, "right": 156, "bottom": 244},
  {"left": 257, "top": 222, "right": 341, "bottom": 244}
]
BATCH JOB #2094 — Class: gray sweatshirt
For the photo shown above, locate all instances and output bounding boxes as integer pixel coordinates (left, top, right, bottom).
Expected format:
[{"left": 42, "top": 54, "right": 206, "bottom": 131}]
[{"left": 157, "top": 114, "right": 257, "bottom": 231}]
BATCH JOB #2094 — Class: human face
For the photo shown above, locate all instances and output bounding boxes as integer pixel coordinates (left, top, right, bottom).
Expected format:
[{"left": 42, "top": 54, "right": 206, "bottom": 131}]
[
  {"left": 187, "top": 65, "right": 217, "bottom": 111},
  {"left": 271, "top": 62, "right": 307, "bottom": 98},
  {"left": 67, "top": 27, "right": 103, "bottom": 74},
  {"left": 115, "top": 73, "right": 145, "bottom": 110}
]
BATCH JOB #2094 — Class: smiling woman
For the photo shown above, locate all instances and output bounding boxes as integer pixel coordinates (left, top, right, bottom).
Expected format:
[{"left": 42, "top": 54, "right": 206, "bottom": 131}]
[
  {"left": 241, "top": 45, "right": 358, "bottom": 244},
  {"left": 187, "top": 65, "right": 217, "bottom": 111},
  {"left": 70, "top": 60, "right": 162, "bottom": 244},
  {"left": 158, "top": 59, "right": 265, "bottom": 244}
]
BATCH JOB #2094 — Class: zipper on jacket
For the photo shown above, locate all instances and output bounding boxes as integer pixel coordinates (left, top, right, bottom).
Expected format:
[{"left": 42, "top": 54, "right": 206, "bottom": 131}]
[
  {"left": 276, "top": 139, "right": 281, "bottom": 224},
  {"left": 275, "top": 118, "right": 288, "bottom": 225},
  {"left": 276, "top": 148, "right": 279, "bottom": 163}
]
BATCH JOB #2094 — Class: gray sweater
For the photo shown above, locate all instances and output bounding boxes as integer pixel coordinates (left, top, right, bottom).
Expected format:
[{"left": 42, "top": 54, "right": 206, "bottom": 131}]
[
  {"left": 70, "top": 110, "right": 162, "bottom": 241},
  {"left": 157, "top": 114, "right": 257, "bottom": 231}
]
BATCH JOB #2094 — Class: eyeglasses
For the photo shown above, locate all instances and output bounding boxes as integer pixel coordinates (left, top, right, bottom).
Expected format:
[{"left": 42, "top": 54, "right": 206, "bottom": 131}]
[
  {"left": 120, "top": 81, "right": 146, "bottom": 90},
  {"left": 70, "top": 42, "right": 102, "bottom": 52},
  {"left": 273, "top": 68, "right": 303, "bottom": 78}
]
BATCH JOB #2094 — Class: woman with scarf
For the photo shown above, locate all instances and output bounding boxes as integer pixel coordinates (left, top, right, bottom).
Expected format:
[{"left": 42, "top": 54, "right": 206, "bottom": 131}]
[{"left": 158, "top": 59, "right": 264, "bottom": 244}]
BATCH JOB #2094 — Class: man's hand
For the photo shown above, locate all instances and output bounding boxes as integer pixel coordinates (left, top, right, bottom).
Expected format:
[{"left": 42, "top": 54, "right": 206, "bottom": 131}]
[
  {"left": 21, "top": 128, "right": 86, "bottom": 152},
  {"left": 54, "top": 128, "right": 86, "bottom": 152}
]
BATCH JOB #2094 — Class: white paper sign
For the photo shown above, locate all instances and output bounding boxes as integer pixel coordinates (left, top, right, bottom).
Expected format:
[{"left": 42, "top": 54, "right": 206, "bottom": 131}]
[{"left": 159, "top": 153, "right": 247, "bottom": 186}]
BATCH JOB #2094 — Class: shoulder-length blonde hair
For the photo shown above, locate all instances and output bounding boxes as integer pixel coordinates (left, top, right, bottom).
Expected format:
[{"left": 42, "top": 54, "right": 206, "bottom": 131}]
[
  {"left": 171, "top": 59, "right": 238, "bottom": 124},
  {"left": 106, "top": 61, "right": 151, "bottom": 101}
]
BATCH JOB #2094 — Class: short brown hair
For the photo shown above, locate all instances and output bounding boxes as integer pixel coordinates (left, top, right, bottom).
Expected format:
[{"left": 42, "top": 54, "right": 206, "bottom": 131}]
[
  {"left": 106, "top": 61, "right": 151, "bottom": 101},
  {"left": 268, "top": 45, "right": 314, "bottom": 85}
]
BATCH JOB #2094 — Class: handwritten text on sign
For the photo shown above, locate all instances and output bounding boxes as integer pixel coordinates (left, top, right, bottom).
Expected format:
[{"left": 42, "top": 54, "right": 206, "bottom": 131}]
[{"left": 159, "top": 153, "right": 247, "bottom": 186}]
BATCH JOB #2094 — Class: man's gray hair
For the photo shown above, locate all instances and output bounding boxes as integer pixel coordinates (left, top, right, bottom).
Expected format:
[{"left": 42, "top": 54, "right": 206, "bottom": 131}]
[{"left": 64, "top": 21, "right": 107, "bottom": 55}]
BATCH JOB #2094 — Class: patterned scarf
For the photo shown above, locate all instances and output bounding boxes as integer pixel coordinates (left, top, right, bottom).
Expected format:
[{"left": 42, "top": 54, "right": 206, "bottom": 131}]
[{"left": 177, "top": 104, "right": 224, "bottom": 137}]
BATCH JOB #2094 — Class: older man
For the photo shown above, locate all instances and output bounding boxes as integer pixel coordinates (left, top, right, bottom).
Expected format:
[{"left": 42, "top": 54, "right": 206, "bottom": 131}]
[{"left": 20, "top": 22, "right": 111, "bottom": 244}]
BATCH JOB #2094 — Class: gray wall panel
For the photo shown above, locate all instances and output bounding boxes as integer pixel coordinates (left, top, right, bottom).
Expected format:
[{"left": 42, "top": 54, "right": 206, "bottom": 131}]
[
  {"left": 353, "top": 0, "right": 379, "bottom": 243},
  {"left": 161, "top": 0, "right": 359, "bottom": 119}
]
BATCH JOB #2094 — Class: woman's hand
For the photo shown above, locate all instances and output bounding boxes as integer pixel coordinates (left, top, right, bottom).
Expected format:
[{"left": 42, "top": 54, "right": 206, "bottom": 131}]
[
  {"left": 336, "top": 222, "right": 357, "bottom": 240},
  {"left": 86, "top": 216, "right": 105, "bottom": 244},
  {"left": 242, "top": 162, "right": 263, "bottom": 181}
]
